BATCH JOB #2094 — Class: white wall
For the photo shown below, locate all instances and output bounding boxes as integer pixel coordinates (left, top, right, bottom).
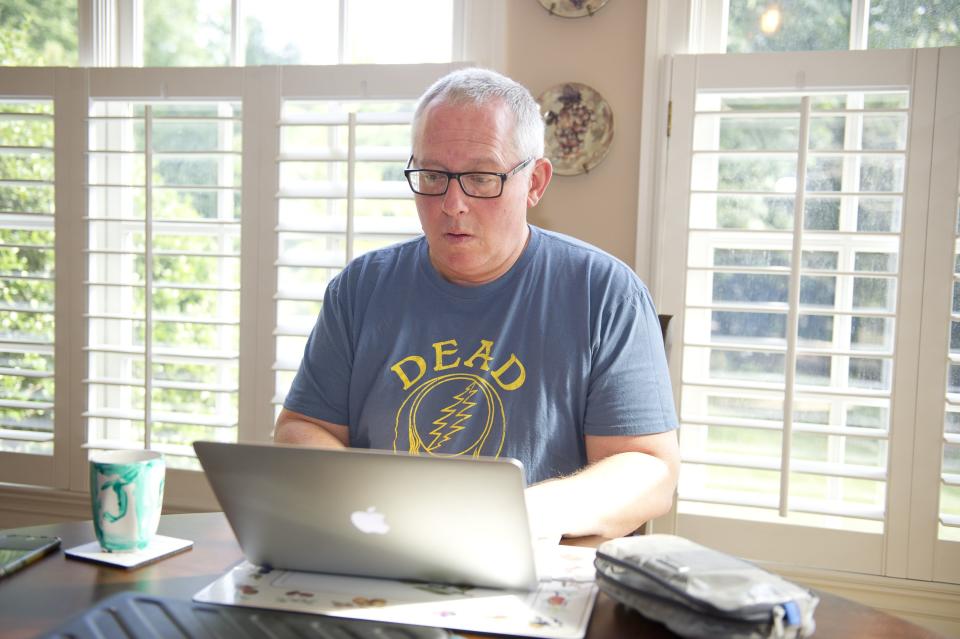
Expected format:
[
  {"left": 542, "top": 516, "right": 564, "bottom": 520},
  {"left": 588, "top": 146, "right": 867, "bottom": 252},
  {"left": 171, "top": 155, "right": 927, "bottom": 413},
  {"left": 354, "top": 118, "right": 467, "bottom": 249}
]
[{"left": 505, "top": 0, "right": 647, "bottom": 270}]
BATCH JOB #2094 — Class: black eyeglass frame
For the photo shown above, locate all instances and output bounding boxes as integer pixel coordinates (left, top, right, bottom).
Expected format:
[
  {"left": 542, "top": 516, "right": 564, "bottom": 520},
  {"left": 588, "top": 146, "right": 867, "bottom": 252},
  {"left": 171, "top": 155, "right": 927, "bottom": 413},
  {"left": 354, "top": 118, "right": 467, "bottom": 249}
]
[{"left": 403, "top": 156, "right": 535, "bottom": 199}]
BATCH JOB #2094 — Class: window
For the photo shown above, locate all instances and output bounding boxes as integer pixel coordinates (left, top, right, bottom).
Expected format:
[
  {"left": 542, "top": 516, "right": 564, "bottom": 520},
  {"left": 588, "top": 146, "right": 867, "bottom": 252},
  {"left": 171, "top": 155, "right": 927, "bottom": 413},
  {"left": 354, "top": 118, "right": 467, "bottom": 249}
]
[{"left": 657, "top": 47, "right": 960, "bottom": 583}]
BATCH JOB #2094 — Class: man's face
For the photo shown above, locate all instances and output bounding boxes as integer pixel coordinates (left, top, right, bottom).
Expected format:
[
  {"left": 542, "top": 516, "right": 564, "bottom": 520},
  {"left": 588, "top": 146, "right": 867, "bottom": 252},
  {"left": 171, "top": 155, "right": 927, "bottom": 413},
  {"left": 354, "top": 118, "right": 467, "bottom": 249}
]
[{"left": 411, "top": 100, "right": 551, "bottom": 286}]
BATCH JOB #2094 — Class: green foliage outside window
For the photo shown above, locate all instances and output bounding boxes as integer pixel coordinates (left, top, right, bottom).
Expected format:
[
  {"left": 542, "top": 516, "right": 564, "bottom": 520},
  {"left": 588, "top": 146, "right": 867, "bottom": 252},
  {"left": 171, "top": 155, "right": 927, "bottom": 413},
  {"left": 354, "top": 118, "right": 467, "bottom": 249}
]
[
  {"left": 727, "top": 0, "right": 960, "bottom": 52},
  {"left": 143, "top": 0, "right": 230, "bottom": 66},
  {"left": 727, "top": 0, "right": 851, "bottom": 53},
  {"left": 0, "top": 0, "right": 76, "bottom": 66},
  {"left": 869, "top": 0, "right": 960, "bottom": 48}
]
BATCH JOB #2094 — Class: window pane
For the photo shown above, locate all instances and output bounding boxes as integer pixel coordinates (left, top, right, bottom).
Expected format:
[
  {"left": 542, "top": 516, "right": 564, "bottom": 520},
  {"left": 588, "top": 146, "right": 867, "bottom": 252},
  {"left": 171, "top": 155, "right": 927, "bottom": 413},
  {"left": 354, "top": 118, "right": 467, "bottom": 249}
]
[
  {"left": 726, "top": 0, "right": 850, "bottom": 53},
  {"left": 244, "top": 0, "right": 338, "bottom": 64},
  {"left": 344, "top": 0, "right": 453, "bottom": 64},
  {"left": 868, "top": 0, "right": 960, "bottom": 49},
  {"left": 0, "top": 0, "right": 77, "bottom": 66},
  {"left": 690, "top": 194, "right": 795, "bottom": 230},
  {"left": 143, "top": 0, "right": 231, "bottom": 66}
]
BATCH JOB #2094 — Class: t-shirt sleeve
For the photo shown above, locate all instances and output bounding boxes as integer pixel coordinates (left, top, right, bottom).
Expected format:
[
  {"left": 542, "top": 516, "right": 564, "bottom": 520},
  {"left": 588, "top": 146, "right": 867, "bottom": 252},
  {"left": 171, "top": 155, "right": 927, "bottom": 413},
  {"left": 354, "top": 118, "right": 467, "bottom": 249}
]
[
  {"left": 584, "top": 284, "right": 679, "bottom": 436},
  {"left": 282, "top": 275, "right": 354, "bottom": 426}
]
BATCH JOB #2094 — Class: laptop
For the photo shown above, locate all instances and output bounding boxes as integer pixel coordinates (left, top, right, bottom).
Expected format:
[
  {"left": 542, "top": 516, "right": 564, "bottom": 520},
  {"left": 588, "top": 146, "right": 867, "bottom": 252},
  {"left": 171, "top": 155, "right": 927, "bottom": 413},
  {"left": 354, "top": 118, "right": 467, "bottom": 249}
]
[{"left": 193, "top": 441, "right": 539, "bottom": 590}]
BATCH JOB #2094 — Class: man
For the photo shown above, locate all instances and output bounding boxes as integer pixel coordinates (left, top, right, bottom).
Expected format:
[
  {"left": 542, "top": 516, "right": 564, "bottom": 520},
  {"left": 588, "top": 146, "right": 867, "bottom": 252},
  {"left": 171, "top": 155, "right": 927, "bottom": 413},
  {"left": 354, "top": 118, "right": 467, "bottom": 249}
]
[{"left": 275, "top": 68, "right": 679, "bottom": 539}]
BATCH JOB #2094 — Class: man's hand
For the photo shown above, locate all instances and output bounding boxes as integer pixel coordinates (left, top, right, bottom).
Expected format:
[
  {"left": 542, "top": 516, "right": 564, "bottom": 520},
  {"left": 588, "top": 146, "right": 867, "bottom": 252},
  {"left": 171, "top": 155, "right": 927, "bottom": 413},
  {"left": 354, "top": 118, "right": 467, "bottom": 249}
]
[
  {"left": 524, "top": 430, "right": 680, "bottom": 539},
  {"left": 274, "top": 408, "right": 349, "bottom": 448}
]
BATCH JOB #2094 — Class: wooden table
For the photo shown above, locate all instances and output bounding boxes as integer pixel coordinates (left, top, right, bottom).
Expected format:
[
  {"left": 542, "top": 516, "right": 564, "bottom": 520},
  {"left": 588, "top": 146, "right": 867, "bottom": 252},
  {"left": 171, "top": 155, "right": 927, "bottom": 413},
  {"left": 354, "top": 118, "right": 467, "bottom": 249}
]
[{"left": 0, "top": 512, "right": 946, "bottom": 639}]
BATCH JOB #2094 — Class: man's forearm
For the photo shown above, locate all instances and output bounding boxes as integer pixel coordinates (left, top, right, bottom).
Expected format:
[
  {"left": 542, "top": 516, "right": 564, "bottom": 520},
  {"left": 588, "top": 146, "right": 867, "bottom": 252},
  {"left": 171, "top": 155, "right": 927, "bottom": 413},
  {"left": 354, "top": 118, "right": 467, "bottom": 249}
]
[
  {"left": 525, "top": 451, "right": 677, "bottom": 539},
  {"left": 274, "top": 409, "right": 349, "bottom": 448}
]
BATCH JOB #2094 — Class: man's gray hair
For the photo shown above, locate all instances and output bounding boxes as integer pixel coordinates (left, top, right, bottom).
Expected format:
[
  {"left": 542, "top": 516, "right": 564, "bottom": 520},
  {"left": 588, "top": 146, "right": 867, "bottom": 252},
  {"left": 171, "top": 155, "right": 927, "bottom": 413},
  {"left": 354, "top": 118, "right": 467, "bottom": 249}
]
[{"left": 412, "top": 68, "right": 545, "bottom": 161}]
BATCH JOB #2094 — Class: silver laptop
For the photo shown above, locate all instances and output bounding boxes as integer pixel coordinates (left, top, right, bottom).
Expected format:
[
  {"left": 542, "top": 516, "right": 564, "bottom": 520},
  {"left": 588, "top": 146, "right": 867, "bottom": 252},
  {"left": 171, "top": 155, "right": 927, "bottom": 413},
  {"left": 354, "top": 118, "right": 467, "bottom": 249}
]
[{"left": 193, "top": 441, "right": 539, "bottom": 590}]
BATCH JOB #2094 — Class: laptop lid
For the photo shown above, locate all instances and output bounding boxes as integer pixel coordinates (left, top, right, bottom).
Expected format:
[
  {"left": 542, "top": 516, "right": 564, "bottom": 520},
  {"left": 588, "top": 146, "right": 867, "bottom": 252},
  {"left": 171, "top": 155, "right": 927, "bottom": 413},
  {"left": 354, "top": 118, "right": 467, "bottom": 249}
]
[{"left": 193, "top": 441, "right": 539, "bottom": 590}]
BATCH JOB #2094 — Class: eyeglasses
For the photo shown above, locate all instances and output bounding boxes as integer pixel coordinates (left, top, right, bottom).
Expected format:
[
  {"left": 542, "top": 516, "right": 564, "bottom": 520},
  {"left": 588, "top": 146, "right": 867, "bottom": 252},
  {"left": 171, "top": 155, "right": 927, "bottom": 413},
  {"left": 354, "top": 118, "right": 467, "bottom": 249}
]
[{"left": 404, "top": 156, "right": 534, "bottom": 199}]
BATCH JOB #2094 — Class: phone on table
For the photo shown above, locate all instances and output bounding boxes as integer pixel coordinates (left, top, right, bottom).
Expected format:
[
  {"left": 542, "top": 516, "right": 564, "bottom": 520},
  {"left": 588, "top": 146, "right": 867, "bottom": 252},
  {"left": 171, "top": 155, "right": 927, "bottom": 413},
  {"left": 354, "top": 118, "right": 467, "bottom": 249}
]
[{"left": 0, "top": 533, "right": 61, "bottom": 578}]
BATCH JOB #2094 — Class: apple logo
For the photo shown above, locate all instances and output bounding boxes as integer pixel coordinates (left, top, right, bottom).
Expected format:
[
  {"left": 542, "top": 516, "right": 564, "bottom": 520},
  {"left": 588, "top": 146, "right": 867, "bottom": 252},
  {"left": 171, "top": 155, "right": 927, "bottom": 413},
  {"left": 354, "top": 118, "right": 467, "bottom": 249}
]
[{"left": 350, "top": 506, "right": 390, "bottom": 535}]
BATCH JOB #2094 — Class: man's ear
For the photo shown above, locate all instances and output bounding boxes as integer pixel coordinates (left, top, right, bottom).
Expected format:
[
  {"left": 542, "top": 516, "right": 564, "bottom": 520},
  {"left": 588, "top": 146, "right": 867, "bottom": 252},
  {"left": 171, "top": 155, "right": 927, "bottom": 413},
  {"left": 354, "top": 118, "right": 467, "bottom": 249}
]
[{"left": 526, "top": 158, "right": 553, "bottom": 208}]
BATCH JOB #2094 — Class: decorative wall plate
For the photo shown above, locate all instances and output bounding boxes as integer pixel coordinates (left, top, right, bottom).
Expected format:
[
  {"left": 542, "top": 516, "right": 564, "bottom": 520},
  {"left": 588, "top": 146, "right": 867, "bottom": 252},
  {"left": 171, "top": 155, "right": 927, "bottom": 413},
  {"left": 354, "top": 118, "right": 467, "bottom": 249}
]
[
  {"left": 537, "top": 0, "right": 609, "bottom": 18},
  {"left": 538, "top": 82, "right": 614, "bottom": 176}
]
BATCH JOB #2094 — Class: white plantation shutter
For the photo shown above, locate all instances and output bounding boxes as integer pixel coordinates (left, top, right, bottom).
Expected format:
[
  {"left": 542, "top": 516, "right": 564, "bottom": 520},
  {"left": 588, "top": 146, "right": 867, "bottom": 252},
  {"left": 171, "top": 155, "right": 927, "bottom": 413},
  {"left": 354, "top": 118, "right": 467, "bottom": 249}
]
[
  {"left": 0, "top": 98, "right": 56, "bottom": 486},
  {"left": 0, "top": 24, "right": 474, "bottom": 511},
  {"left": 658, "top": 48, "right": 960, "bottom": 581},
  {"left": 272, "top": 100, "right": 422, "bottom": 414},
  {"left": 85, "top": 100, "right": 242, "bottom": 471},
  {"left": 943, "top": 146, "right": 960, "bottom": 540},
  {"left": 680, "top": 86, "right": 906, "bottom": 528},
  {"left": 911, "top": 46, "right": 960, "bottom": 582}
]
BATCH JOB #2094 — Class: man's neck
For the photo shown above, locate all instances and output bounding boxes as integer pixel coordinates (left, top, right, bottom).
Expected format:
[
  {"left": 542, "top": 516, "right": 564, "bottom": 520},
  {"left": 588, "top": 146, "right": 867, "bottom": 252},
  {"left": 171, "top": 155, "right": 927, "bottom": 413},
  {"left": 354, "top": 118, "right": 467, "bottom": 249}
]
[{"left": 433, "top": 224, "right": 531, "bottom": 287}]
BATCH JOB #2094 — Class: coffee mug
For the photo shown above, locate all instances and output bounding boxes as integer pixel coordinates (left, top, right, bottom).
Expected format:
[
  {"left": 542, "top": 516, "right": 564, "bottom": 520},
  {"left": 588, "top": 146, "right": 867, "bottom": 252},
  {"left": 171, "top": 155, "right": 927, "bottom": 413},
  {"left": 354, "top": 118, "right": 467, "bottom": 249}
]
[{"left": 89, "top": 450, "right": 166, "bottom": 552}]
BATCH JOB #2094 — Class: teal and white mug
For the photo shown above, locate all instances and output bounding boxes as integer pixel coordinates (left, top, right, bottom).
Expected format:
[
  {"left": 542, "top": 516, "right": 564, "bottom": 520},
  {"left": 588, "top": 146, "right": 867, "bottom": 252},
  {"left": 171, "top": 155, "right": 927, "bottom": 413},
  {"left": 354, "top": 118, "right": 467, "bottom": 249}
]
[{"left": 89, "top": 450, "right": 165, "bottom": 552}]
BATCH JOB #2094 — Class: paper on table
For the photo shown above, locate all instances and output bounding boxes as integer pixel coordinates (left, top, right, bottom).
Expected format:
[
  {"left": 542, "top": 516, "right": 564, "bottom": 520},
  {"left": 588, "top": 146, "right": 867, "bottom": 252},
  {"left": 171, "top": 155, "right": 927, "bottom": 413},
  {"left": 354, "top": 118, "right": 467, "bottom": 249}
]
[{"left": 193, "top": 545, "right": 599, "bottom": 639}]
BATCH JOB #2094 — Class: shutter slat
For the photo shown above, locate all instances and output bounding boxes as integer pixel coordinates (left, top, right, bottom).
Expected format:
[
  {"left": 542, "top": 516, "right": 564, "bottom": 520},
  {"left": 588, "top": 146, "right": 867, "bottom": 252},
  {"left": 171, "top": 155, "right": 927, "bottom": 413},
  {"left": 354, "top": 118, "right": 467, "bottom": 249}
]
[
  {"left": 85, "top": 344, "right": 239, "bottom": 361},
  {"left": 85, "top": 216, "right": 241, "bottom": 226},
  {"left": 681, "top": 415, "right": 889, "bottom": 439},
  {"left": 0, "top": 427, "right": 53, "bottom": 442},
  {"left": 275, "top": 256, "right": 346, "bottom": 269},
  {"left": 278, "top": 148, "right": 408, "bottom": 162},
  {"left": 683, "top": 452, "right": 886, "bottom": 480},
  {"left": 0, "top": 367, "right": 53, "bottom": 379},
  {"left": 942, "top": 514, "right": 960, "bottom": 527},
  {"left": 279, "top": 112, "right": 411, "bottom": 126},
  {"left": 683, "top": 380, "right": 892, "bottom": 399},
  {"left": 680, "top": 491, "right": 884, "bottom": 521},
  {"left": 85, "top": 249, "right": 240, "bottom": 259},
  {"left": 277, "top": 183, "right": 410, "bottom": 199},
  {"left": 84, "top": 376, "right": 237, "bottom": 393},
  {"left": 0, "top": 399, "right": 53, "bottom": 410},
  {"left": 684, "top": 302, "right": 898, "bottom": 318},
  {"left": 84, "top": 312, "right": 239, "bottom": 327},
  {"left": 84, "top": 408, "right": 237, "bottom": 428}
]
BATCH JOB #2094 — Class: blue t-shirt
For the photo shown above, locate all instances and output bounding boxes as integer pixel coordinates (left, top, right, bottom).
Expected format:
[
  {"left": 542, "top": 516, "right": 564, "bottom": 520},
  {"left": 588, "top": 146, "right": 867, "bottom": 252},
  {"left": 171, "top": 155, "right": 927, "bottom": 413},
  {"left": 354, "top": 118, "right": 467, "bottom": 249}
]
[{"left": 284, "top": 225, "right": 678, "bottom": 484}]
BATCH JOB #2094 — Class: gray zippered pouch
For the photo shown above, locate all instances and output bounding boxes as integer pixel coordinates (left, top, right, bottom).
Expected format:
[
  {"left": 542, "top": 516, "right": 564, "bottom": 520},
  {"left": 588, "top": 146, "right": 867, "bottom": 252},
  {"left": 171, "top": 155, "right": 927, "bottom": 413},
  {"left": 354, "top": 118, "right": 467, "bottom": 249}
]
[{"left": 595, "top": 535, "right": 818, "bottom": 639}]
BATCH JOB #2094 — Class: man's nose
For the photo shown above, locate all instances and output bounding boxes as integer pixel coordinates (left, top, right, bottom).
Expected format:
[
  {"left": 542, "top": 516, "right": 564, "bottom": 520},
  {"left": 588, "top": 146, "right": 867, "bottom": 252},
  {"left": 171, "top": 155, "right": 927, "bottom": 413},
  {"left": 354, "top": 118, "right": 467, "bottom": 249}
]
[{"left": 440, "top": 178, "right": 469, "bottom": 215}]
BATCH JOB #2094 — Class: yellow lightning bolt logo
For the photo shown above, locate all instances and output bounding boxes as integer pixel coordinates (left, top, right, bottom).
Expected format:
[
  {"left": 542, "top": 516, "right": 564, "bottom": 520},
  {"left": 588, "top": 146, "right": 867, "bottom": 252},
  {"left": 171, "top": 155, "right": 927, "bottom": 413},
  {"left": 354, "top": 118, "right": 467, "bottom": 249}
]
[{"left": 426, "top": 382, "right": 479, "bottom": 452}]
